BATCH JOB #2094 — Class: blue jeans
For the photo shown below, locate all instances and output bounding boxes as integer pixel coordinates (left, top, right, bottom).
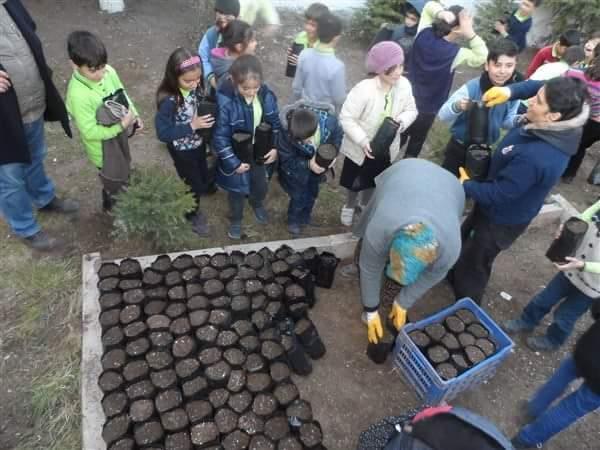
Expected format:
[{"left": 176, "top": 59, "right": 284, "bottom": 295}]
[
  {"left": 516, "top": 356, "right": 600, "bottom": 447},
  {"left": 521, "top": 272, "right": 593, "bottom": 346},
  {"left": 0, "top": 119, "right": 55, "bottom": 237},
  {"left": 287, "top": 173, "right": 320, "bottom": 226}
]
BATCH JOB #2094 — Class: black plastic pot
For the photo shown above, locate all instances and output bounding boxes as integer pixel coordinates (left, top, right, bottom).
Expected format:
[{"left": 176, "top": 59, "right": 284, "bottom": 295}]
[
  {"left": 467, "top": 101, "right": 489, "bottom": 145},
  {"left": 232, "top": 132, "right": 254, "bottom": 165},
  {"left": 196, "top": 92, "right": 217, "bottom": 141},
  {"left": 285, "top": 42, "right": 304, "bottom": 78},
  {"left": 366, "top": 335, "right": 395, "bottom": 364},
  {"left": 315, "top": 144, "right": 338, "bottom": 170},
  {"left": 254, "top": 122, "right": 272, "bottom": 165},
  {"left": 465, "top": 144, "right": 491, "bottom": 181},
  {"left": 314, "top": 252, "right": 339, "bottom": 289},
  {"left": 370, "top": 117, "right": 399, "bottom": 160},
  {"left": 546, "top": 217, "right": 589, "bottom": 263}
]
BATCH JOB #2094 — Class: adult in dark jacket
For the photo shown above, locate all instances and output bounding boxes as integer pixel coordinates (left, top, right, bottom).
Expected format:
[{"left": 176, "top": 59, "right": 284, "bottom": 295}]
[
  {"left": 368, "top": 0, "right": 426, "bottom": 56},
  {"left": 0, "top": 0, "right": 78, "bottom": 250},
  {"left": 512, "top": 305, "right": 600, "bottom": 449},
  {"left": 450, "top": 77, "right": 590, "bottom": 304}
]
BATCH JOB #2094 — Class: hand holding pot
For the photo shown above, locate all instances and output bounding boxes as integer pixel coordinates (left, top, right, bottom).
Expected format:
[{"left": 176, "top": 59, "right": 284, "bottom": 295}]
[
  {"left": 362, "top": 142, "right": 375, "bottom": 160},
  {"left": 389, "top": 302, "right": 407, "bottom": 331},
  {"left": 287, "top": 48, "right": 299, "bottom": 66},
  {"left": 309, "top": 156, "right": 326, "bottom": 175},
  {"left": 191, "top": 114, "right": 215, "bottom": 130},
  {"left": 555, "top": 257, "right": 585, "bottom": 272},
  {"left": 0, "top": 70, "right": 12, "bottom": 93},
  {"left": 263, "top": 148, "right": 278, "bottom": 164},
  {"left": 235, "top": 163, "right": 251, "bottom": 174},
  {"left": 455, "top": 98, "right": 471, "bottom": 112},
  {"left": 366, "top": 311, "right": 383, "bottom": 344}
]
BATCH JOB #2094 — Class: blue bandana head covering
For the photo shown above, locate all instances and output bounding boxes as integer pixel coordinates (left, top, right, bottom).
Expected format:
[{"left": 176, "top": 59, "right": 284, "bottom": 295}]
[{"left": 386, "top": 222, "right": 439, "bottom": 286}]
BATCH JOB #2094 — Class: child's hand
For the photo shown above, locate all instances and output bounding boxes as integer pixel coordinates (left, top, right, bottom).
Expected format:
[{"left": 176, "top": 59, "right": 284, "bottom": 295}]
[
  {"left": 555, "top": 257, "right": 585, "bottom": 272},
  {"left": 121, "top": 109, "right": 136, "bottom": 129},
  {"left": 455, "top": 98, "right": 471, "bottom": 112},
  {"left": 0, "top": 70, "right": 11, "bottom": 93},
  {"left": 494, "top": 20, "right": 507, "bottom": 35},
  {"left": 235, "top": 163, "right": 250, "bottom": 174},
  {"left": 362, "top": 142, "right": 375, "bottom": 160},
  {"left": 287, "top": 49, "right": 299, "bottom": 66},
  {"left": 134, "top": 117, "right": 144, "bottom": 133},
  {"left": 309, "top": 157, "right": 326, "bottom": 175},
  {"left": 264, "top": 149, "right": 278, "bottom": 164},
  {"left": 191, "top": 114, "right": 215, "bottom": 130}
]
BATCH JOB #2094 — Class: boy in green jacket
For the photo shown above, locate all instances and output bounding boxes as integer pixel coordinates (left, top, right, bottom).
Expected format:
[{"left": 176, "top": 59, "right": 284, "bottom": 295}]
[{"left": 66, "top": 31, "right": 140, "bottom": 210}]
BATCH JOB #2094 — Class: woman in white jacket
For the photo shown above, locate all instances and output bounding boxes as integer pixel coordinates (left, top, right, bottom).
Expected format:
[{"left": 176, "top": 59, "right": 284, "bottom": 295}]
[{"left": 338, "top": 41, "right": 418, "bottom": 226}]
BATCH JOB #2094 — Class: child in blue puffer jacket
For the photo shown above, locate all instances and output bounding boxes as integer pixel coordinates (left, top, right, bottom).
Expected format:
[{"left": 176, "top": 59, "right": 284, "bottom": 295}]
[
  {"left": 278, "top": 100, "right": 343, "bottom": 236},
  {"left": 213, "top": 55, "right": 281, "bottom": 240}
]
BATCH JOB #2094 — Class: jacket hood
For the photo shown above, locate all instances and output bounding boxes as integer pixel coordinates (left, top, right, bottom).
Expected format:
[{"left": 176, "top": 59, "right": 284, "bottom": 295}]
[
  {"left": 279, "top": 99, "right": 336, "bottom": 131},
  {"left": 210, "top": 47, "right": 233, "bottom": 79},
  {"left": 523, "top": 103, "right": 590, "bottom": 156},
  {"left": 405, "top": 0, "right": 425, "bottom": 15}
]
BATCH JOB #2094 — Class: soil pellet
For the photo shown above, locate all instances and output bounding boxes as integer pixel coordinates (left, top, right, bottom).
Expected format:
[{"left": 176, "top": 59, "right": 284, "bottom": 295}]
[
  {"left": 102, "top": 391, "right": 128, "bottom": 418},
  {"left": 191, "top": 422, "right": 219, "bottom": 447},
  {"left": 98, "top": 277, "right": 120, "bottom": 293},
  {"left": 451, "top": 353, "right": 469, "bottom": 372},
  {"left": 408, "top": 330, "right": 430, "bottom": 350},
  {"left": 286, "top": 399, "right": 312, "bottom": 422},
  {"left": 209, "top": 388, "right": 230, "bottom": 409},
  {"left": 102, "top": 349, "right": 127, "bottom": 371},
  {"left": 206, "top": 360, "right": 231, "bottom": 387},
  {"left": 168, "top": 286, "right": 187, "bottom": 302},
  {"left": 210, "top": 252, "right": 231, "bottom": 270},
  {"left": 217, "top": 330, "right": 240, "bottom": 349},
  {"left": 261, "top": 341, "right": 284, "bottom": 362},
  {"left": 145, "top": 286, "right": 168, "bottom": 300},
  {"left": 155, "top": 388, "right": 183, "bottom": 414},
  {"left": 465, "top": 345, "right": 486, "bottom": 366},
  {"left": 275, "top": 245, "right": 294, "bottom": 260},
  {"left": 229, "top": 390, "right": 253, "bottom": 414},
  {"left": 165, "top": 302, "right": 187, "bottom": 319},
  {"left": 151, "top": 255, "right": 172, "bottom": 273},
  {"left": 149, "top": 331, "right": 174, "bottom": 349},
  {"left": 281, "top": 335, "right": 293, "bottom": 353},
  {"left": 143, "top": 269, "right": 163, "bottom": 287},
  {"left": 288, "top": 302, "right": 308, "bottom": 320},
  {"left": 252, "top": 311, "right": 271, "bottom": 331},
  {"left": 125, "top": 337, "right": 150, "bottom": 358},
  {"left": 258, "top": 247, "right": 275, "bottom": 261},
  {"left": 227, "top": 369, "right": 247, "bottom": 393},
  {"left": 245, "top": 353, "right": 266, "bottom": 373},
  {"left": 227, "top": 279, "right": 246, "bottom": 297},
  {"left": 427, "top": 345, "right": 450, "bottom": 364},
  {"left": 220, "top": 266, "right": 238, "bottom": 284},
  {"left": 239, "top": 411, "right": 264, "bottom": 436},
  {"left": 233, "top": 320, "right": 254, "bottom": 337},
  {"left": 187, "top": 295, "right": 209, "bottom": 311},
  {"left": 170, "top": 317, "right": 192, "bottom": 336},
  {"left": 102, "top": 326, "right": 125, "bottom": 349},
  {"left": 102, "top": 414, "right": 131, "bottom": 446},
  {"left": 240, "top": 336, "right": 261, "bottom": 354},
  {"left": 99, "top": 262, "right": 120, "bottom": 279},
  {"left": 194, "top": 254, "right": 211, "bottom": 268},
  {"left": 223, "top": 430, "right": 251, "bottom": 450},
  {"left": 274, "top": 382, "right": 299, "bottom": 406},
  {"left": 123, "top": 360, "right": 150, "bottom": 383},
  {"left": 476, "top": 338, "right": 496, "bottom": 357},
  {"left": 146, "top": 350, "right": 174, "bottom": 370},
  {"left": 165, "top": 271, "right": 183, "bottom": 287},
  {"left": 196, "top": 325, "right": 219, "bottom": 346},
  {"left": 278, "top": 436, "right": 303, "bottom": 450},
  {"left": 204, "top": 279, "right": 225, "bottom": 299},
  {"left": 100, "top": 309, "right": 122, "bottom": 331},
  {"left": 252, "top": 393, "right": 278, "bottom": 417},
  {"left": 151, "top": 369, "right": 177, "bottom": 390},
  {"left": 259, "top": 328, "right": 280, "bottom": 342},
  {"left": 424, "top": 323, "right": 446, "bottom": 342},
  {"left": 209, "top": 309, "right": 232, "bottom": 329},
  {"left": 98, "top": 370, "right": 125, "bottom": 394},
  {"left": 173, "top": 335, "right": 197, "bottom": 359},
  {"left": 274, "top": 276, "right": 292, "bottom": 287},
  {"left": 120, "top": 304, "right": 142, "bottom": 325},
  {"left": 458, "top": 332, "right": 476, "bottom": 348},
  {"left": 145, "top": 300, "right": 167, "bottom": 316},
  {"left": 284, "top": 284, "right": 306, "bottom": 305},
  {"left": 245, "top": 279, "right": 263, "bottom": 296},
  {"left": 264, "top": 283, "right": 284, "bottom": 301},
  {"left": 237, "top": 265, "right": 257, "bottom": 281},
  {"left": 230, "top": 250, "right": 245, "bottom": 266},
  {"left": 199, "top": 347, "right": 222, "bottom": 367},
  {"left": 299, "top": 422, "right": 322, "bottom": 448},
  {"left": 264, "top": 416, "right": 290, "bottom": 442},
  {"left": 436, "top": 362, "right": 458, "bottom": 380},
  {"left": 271, "top": 260, "right": 289, "bottom": 276},
  {"left": 126, "top": 380, "right": 156, "bottom": 401},
  {"left": 186, "top": 283, "right": 203, "bottom": 298},
  {"left": 134, "top": 420, "right": 163, "bottom": 446},
  {"left": 185, "top": 400, "right": 213, "bottom": 425},
  {"left": 252, "top": 294, "right": 268, "bottom": 311},
  {"left": 270, "top": 362, "right": 291, "bottom": 384},
  {"left": 108, "top": 437, "right": 135, "bottom": 450},
  {"left": 130, "top": 398, "right": 155, "bottom": 423},
  {"left": 100, "top": 292, "right": 122, "bottom": 311},
  {"left": 165, "top": 431, "right": 192, "bottom": 450},
  {"left": 119, "top": 279, "right": 143, "bottom": 291},
  {"left": 200, "top": 266, "right": 219, "bottom": 282},
  {"left": 119, "top": 258, "right": 142, "bottom": 278},
  {"left": 467, "top": 323, "right": 489, "bottom": 339},
  {"left": 284, "top": 253, "right": 303, "bottom": 269},
  {"left": 444, "top": 315, "right": 465, "bottom": 334},
  {"left": 249, "top": 434, "right": 275, "bottom": 450},
  {"left": 456, "top": 308, "right": 477, "bottom": 325},
  {"left": 182, "top": 375, "right": 209, "bottom": 399},
  {"left": 441, "top": 333, "right": 461, "bottom": 351},
  {"left": 211, "top": 295, "right": 232, "bottom": 309},
  {"left": 161, "top": 408, "right": 189, "bottom": 432},
  {"left": 173, "top": 254, "right": 194, "bottom": 271},
  {"left": 124, "top": 321, "right": 147, "bottom": 339},
  {"left": 265, "top": 302, "right": 284, "bottom": 320},
  {"left": 224, "top": 348, "right": 247, "bottom": 368},
  {"left": 243, "top": 252, "right": 264, "bottom": 270},
  {"left": 257, "top": 266, "right": 274, "bottom": 283},
  {"left": 215, "top": 408, "right": 239, "bottom": 434},
  {"left": 247, "top": 373, "right": 272, "bottom": 394},
  {"left": 175, "top": 358, "right": 201, "bottom": 380},
  {"left": 189, "top": 310, "right": 209, "bottom": 328}
]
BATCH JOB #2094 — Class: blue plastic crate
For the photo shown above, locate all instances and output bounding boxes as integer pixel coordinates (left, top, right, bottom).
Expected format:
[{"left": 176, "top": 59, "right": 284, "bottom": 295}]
[{"left": 393, "top": 298, "right": 514, "bottom": 405}]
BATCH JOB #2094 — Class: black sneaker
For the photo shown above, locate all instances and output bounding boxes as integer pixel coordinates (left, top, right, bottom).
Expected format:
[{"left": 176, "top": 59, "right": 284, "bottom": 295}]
[
  {"left": 40, "top": 196, "right": 79, "bottom": 214},
  {"left": 22, "top": 231, "right": 60, "bottom": 251}
]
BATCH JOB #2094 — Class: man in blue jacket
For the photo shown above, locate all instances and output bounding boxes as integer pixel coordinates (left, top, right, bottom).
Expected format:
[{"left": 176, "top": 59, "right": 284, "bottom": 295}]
[
  {"left": 449, "top": 77, "right": 590, "bottom": 304},
  {"left": 0, "top": 0, "right": 78, "bottom": 250}
]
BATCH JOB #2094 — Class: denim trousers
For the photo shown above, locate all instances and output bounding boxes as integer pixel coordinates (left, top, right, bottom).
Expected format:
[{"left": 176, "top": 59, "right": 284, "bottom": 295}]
[
  {"left": 0, "top": 118, "right": 55, "bottom": 237},
  {"left": 516, "top": 356, "right": 600, "bottom": 447},
  {"left": 521, "top": 272, "right": 593, "bottom": 346},
  {"left": 287, "top": 173, "right": 320, "bottom": 226},
  {"left": 228, "top": 164, "right": 268, "bottom": 224}
]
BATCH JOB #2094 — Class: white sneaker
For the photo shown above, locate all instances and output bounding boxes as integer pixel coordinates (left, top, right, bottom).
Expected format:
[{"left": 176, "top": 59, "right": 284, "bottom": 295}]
[{"left": 340, "top": 205, "right": 354, "bottom": 226}]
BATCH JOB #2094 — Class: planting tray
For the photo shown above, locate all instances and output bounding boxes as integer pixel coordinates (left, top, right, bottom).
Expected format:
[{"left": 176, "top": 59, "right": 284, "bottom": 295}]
[{"left": 393, "top": 298, "right": 514, "bottom": 405}]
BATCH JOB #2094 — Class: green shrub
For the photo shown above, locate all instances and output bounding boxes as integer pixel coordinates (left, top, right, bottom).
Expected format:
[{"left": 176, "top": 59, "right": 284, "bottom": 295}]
[
  {"left": 112, "top": 167, "right": 197, "bottom": 251},
  {"left": 474, "top": 0, "right": 515, "bottom": 46},
  {"left": 351, "top": 0, "right": 406, "bottom": 42},
  {"left": 543, "top": 0, "right": 600, "bottom": 38}
]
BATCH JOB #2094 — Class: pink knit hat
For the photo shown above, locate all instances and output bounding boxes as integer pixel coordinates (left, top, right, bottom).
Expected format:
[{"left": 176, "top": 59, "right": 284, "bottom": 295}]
[{"left": 366, "top": 41, "right": 405, "bottom": 74}]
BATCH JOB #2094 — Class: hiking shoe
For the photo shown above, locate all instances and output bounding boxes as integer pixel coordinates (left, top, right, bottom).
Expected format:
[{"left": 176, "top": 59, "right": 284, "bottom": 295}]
[
  {"left": 526, "top": 335, "right": 559, "bottom": 352},
  {"left": 40, "top": 196, "right": 79, "bottom": 214},
  {"left": 288, "top": 223, "right": 302, "bottom": 236},
  {"left": 228, "top": 223, "right": 242, "bottom": 240},
  {"left": 253, "top": 206, "right": 269, "bottom": 225},
  {"left": 191, "top": 211, "right": 209, "bottom": 236},
  {"left": 504, "top": 318, "right": 535, "bottom": 335},
  {"left": 340, "top": 205, "right": 354, "bottom": 226},
  {"left": 22, "top": 230, "right": 60, "bottom": 251}
]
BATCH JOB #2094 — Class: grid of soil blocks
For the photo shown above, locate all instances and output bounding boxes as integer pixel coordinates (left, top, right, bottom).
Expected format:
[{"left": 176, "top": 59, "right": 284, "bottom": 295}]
[
  {"left": 408, "top": 309, "right": 498, "bottom": 381},
  {"left": 97, "top": 247, "right": 330, "bottom": 449}
]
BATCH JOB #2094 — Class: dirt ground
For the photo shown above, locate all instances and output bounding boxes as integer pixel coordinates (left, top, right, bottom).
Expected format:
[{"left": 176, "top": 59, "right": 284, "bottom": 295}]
[{"left": 0, "top": 0, "right": 599, "bottom": 449}]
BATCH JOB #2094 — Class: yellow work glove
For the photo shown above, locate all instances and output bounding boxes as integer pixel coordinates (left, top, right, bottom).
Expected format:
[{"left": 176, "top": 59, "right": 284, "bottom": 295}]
[
  {"left": 459, "top": 167, "right": 471, "bottom": 184},
  {"left": 389, "top": 303, "right": 407, "bottom": 331},
  {"left": 365, "top": 311, "right": 384, "bottom": 344},
  {"left": 482, "top": 86, "right": 511, "bottom": 107}
]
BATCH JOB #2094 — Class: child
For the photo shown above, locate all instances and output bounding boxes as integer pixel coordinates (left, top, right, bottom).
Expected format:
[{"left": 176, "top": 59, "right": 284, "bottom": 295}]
[
  {"left": 155, "top": 48, "right": 216, "bottom": 236},
  {"left": 580, "top": 32, "right": 600, "bottom": 68},
  {"left": 213, "top": 55, "right": 281, "bottom": 240},
  {"left": 525, "top": 29, "right": 582, "bottom": 78},
  {"left": 198, "top": 0, "right": 241, "bottom": 89},
  {"left": 512, "top": 310, "right": 600, "bottom": 449},
  {"left": 504, "top": 199, "right": 600, "bottom": 351},
  {"left": 292, "top": 12, "right": 346, "bottom": 113},
  {"left": 65, "top": 31, "right": 140, "bottom": 211},
  {"left": 438, "top": 39, "right": 522, "bottom": 177},
  {"left": 529, "top": 45, "right": 585, "bottom": 81},
  {"left": 210, "top": 19, "right": 258, "bottom": 88},
  {"left": 286, "top": 3, "right": 329, "bottom": 70},
  {"left": 278, "top": 100, "right": 343, "bottom": 235},
  {"left": 369, "top": 0, "right": 425, "bottom": 55},
  {"left": 338, "top": 41, "right": 417, "bottom": 227},
  {"left": 494, "top": 0, "right": 540, "bottom": 53}
]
